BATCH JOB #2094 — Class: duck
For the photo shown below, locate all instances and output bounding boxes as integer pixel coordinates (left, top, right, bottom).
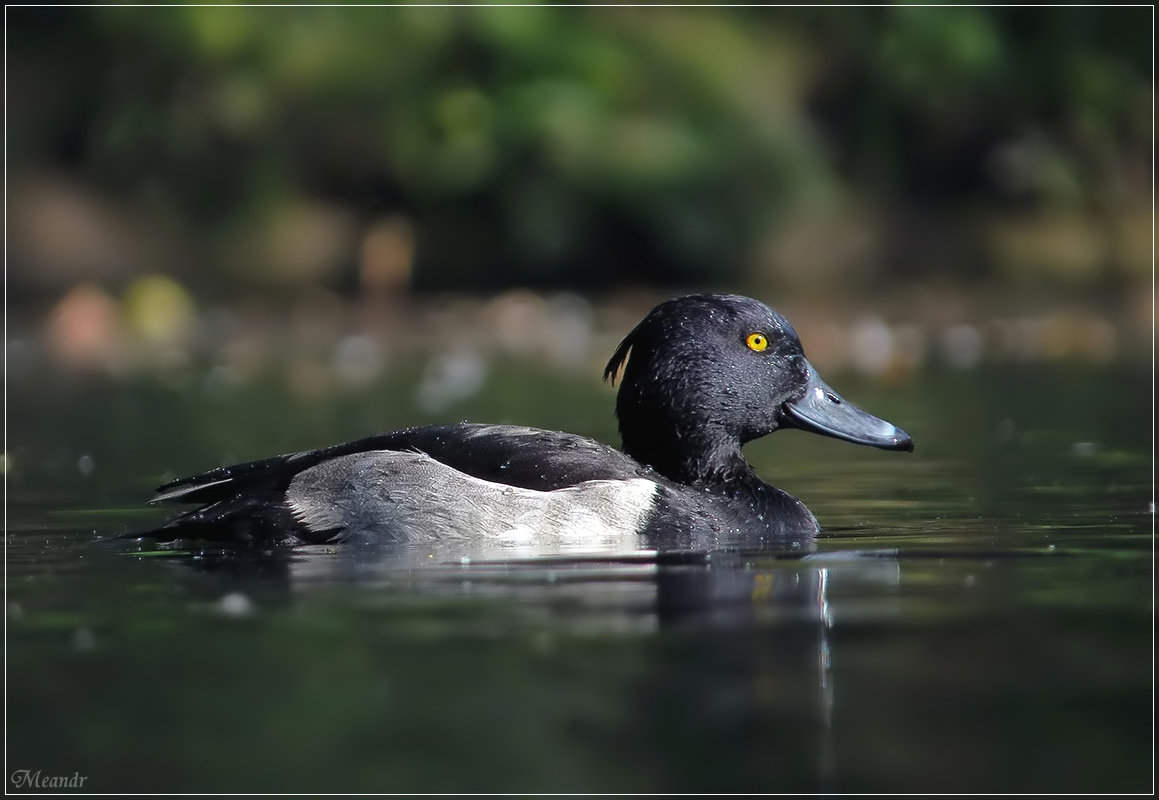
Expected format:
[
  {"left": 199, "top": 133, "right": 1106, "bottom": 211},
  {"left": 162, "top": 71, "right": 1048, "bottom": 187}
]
[{"left": 146, "top": 294, "right": 912, "bottom": 549}]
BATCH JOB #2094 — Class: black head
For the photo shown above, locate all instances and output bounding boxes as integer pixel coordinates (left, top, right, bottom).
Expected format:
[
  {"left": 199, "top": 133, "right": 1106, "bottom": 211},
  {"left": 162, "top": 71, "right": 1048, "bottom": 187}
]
[{"left": 604, "top": 294, "right": 912, "bottom": 484}]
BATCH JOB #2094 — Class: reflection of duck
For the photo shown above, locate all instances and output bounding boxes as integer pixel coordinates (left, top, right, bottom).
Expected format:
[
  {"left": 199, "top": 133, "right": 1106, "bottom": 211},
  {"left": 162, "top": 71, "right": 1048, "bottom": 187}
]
[
  {"left": 147, "top": 295, "right": 912, "bottom": 549},
  {"left": 150, "top": 538, "right": 902, "bottom": 792}
]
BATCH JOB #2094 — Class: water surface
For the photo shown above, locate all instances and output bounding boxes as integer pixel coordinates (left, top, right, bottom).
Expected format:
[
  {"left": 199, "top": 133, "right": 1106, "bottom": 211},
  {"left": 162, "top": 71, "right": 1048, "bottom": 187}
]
[{"left": 7, "top": 364, "right": 1153, "bottom": 792}]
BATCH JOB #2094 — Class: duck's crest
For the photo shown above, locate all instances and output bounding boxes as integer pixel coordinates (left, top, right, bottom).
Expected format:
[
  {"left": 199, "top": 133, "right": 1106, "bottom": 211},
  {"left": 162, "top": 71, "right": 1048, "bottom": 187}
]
[{"left": 602, "top": 322, "right": 640, "bottom": 386}]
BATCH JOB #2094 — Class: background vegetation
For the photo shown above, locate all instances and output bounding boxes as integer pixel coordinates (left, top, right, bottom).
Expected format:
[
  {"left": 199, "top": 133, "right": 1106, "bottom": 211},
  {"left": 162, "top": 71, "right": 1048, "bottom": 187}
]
[{"left": 9, "top": 5, "right": 1151, "bottom": 302}]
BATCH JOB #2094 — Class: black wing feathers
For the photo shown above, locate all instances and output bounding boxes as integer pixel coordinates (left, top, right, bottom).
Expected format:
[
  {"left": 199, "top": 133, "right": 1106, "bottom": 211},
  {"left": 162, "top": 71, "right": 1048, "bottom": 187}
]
[{"left": 154, "top": 423, "right": 649, "bottom": 505}]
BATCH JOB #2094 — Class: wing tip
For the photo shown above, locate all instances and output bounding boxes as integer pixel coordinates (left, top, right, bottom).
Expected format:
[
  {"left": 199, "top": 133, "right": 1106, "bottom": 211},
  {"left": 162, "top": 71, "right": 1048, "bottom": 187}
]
[{"left": 150, "top": 476, "right": 235, "bottom": 505}]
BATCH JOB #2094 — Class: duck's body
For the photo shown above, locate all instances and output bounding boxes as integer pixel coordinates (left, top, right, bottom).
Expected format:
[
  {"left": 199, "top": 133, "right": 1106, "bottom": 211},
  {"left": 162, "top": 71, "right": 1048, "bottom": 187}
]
[
  {"left": 152, "top": 422, "right": 816, "bottom": 548},
  {"left": 149, "top": 294, "right": 912, "bottom": 548}
]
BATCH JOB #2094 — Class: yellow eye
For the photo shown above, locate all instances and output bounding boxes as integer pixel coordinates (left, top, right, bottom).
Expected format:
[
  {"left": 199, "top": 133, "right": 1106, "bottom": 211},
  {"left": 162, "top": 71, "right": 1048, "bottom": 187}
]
[{"left": 746, "top": 333, "right": 768, "bottom": 352}]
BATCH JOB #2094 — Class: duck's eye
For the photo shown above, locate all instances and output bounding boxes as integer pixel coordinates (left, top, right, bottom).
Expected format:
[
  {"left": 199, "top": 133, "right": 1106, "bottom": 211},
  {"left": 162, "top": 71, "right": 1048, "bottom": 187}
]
[{"left": 746, "top": 333, "right": 769, "bottom": 352}]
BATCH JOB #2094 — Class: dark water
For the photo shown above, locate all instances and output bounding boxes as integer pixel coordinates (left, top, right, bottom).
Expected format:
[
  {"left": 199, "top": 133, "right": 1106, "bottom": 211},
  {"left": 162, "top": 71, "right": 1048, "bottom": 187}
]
[{"left": 6, "top": 363, "right": 1153, "bottom": 792}]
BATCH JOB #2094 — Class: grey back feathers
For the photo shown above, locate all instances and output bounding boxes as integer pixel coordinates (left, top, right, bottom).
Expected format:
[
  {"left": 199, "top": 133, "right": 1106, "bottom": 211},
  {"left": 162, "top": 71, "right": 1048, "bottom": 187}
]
[{"left": 286, "top": 450, "right": 659, "bottom": 553}]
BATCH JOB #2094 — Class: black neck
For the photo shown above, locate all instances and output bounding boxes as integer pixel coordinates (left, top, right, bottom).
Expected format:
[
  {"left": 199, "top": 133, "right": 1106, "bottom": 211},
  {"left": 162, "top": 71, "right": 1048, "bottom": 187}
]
[{"left": 620, "top": 417, "right": 751, "bottom": 487}]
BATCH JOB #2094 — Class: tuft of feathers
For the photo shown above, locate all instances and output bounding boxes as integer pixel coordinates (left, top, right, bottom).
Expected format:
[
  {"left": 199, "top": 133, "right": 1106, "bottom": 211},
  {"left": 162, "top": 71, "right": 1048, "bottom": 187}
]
[{"left": 603, "top": 332, "right": 636, "bottom": 386}]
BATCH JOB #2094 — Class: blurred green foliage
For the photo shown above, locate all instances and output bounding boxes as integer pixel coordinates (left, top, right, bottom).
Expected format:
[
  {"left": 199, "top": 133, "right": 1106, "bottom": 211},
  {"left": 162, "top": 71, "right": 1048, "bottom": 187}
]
[{"left": 7, "top": 5, "right": 1151, "bottom": 293}]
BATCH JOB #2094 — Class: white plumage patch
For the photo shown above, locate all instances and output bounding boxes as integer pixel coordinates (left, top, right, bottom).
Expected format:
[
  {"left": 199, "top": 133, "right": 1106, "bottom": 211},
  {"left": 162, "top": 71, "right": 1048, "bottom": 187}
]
[{"left": 286, "top": 450, "right": 658, "bottom": 554}]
